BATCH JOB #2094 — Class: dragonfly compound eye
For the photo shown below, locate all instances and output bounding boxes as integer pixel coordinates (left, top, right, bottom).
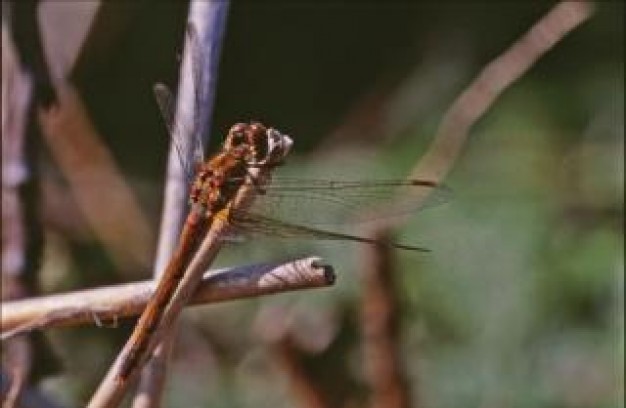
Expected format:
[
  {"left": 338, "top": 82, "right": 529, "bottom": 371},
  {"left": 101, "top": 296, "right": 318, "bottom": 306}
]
[
  {"left": 231, "top": 132, "right": 244, "bottom": 145},
  {"left": 263, "top": 128, "right": 293, "bottom": 166},
  {"left": 225, "top": 123, "right": 248, "bottom": 149},
  {"left": 229, "top": 123, "right": 247, "bottom": 135},
  {"left": 242, "top": 122, "right": 267, "bottom": 161}
]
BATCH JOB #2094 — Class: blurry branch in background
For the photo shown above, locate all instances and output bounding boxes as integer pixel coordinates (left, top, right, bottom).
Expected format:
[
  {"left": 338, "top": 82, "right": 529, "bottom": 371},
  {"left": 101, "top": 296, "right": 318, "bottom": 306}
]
[
  {"left": 8, "top": 0, "right": 57, "bottom": 109},
  {"left": 38, "top": 87, "right": 155, "bottom": 276},
  {"left": 133, "top": 3, "right": 230, "bottom": 407},
  {"left": 1, "top": 257, "right": 335, "bottom": 339},
  {"left": 39, "top": 172, "right": 92, "bottom": 241},
  {"left": 1, "top": 371, "right": 67, "bottom": 408},
  {"left": 1, "top": 337, "right": 31, "bottom": 408},
  {"left": 358, "top": 2, "right": 595, "bottom": 408},
  {"left": 4, "top": 3, "right": 149, "bottom": 403},
  {"left": 256, "top": 304, "right": 368, "bottom": 408},
  {"left": 35, "top": 0, "right": 154, "bottom": 278},
  {"left": 2, "top": 9, "right": 40, "bottom": 407},
  {"left": 270, "top": 338, "right": 332, "bottom": 408},
  {"left": 256, "top": 307, "right": 335, "bottom": 408},
  {"left": 411, "top": 1, "right": 595, "bottom": 183},
  {"left": 37, "top": 85, "right": 155, "bottom": 276},
  {"left": 361, "top": 231, "right": 411, "bottom": 408}
]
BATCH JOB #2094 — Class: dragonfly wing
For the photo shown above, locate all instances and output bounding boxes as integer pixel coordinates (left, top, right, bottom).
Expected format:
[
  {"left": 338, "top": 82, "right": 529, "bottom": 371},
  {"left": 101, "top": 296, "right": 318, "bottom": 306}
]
[
  {"left": 228, "top": 211, "right": 430, "bottom": 252},
  {"left": 245, "top": 178, "right": 450, "bottom": 227},
  {"left": 154, "top": 83, "right": 196, "bottom": 182},
  {"left": 153, "top": 83, "right": 176, "bottom": 137},
  {"left": 185, "top": 22, "right": 207, "bottom": 166},
  {"left": 153, "top": 23, "right": 207, "bottom": 182}
]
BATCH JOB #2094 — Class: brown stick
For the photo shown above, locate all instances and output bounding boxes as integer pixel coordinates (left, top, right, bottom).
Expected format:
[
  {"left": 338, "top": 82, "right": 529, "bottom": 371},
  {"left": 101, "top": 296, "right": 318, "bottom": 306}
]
[
  {"left": 38, "top": 86, "right": 155, "bottom": 275},
  {"left": 133, "top": 4, "right": 231, "bottom": 406},
  {"left": 2, "top": 21, "right": 36, "bottom": 408},
  {"left": 361, "top": 231, "right": 411, "bottom": 408},
  {"left": 411, "top": 1, "right": 595, "bottom": 184},
  {"left": 86, "top": 218, "right": 218, "bottom": 406},
  {"left": 360, "top": 3, "right": 595, "bottom": 407},
  {"left": 1, "top": 257, "right": 334, "bottom": 338},
  {"left": 272, "top": 337, "right": 332, "bottom": 408},
  {"left": 1, "top": 370, "right": 66, "bottom": 408}
]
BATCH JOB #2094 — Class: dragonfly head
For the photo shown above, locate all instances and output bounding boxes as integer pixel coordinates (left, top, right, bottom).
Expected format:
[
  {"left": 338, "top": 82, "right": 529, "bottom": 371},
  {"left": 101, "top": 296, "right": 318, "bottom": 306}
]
[
  {"left": 224, "top": 122, "right": 292, "bottom": 167},
  {"left": 263, "top": 127, "right": 293, "bottom": 166}
]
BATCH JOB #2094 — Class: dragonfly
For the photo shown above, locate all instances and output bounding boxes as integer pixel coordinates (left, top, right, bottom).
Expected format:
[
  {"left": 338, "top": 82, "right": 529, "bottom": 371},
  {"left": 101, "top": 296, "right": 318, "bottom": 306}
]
[{"left": 116, "top": 24, "right": 446, "bottom": 381}]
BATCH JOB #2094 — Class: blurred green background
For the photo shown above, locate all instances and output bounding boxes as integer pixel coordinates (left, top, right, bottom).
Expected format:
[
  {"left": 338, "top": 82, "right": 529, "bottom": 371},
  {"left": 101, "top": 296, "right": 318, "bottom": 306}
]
[{"left": 14, "top": 2, "right": 623, "bottom": 407}]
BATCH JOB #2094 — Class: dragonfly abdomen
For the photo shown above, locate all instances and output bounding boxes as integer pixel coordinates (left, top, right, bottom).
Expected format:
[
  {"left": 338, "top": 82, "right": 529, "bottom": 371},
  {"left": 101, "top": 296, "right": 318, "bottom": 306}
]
[{"left": 117, "top": 213, "right": 209, "bottom": 381}]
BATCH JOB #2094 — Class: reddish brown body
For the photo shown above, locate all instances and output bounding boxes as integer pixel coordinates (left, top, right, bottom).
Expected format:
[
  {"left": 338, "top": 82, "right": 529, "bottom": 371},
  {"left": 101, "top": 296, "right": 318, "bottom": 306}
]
[{"left": 118, "top": 123, "right": 271, "bottom": 380}]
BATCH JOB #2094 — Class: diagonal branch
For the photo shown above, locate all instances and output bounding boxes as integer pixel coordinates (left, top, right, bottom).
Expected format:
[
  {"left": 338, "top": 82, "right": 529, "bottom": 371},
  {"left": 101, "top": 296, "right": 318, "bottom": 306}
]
[
  {"left": 411, "top": 1, "right": 595, "bottom": 184},
  {"left": 1, "top": 370, "right": 67, "bottom": 408},
  {"left": 88, "top": 125, "right": 291, "bottom": 407},
  {"left": 361, "top": 3, "right": 595, "bottom": 408},
  {"left": 365, "top": 1, "right": 595, "bottom": 231},
  {"left": 133, "top": 3, "right": 230, "bottom": 407}
]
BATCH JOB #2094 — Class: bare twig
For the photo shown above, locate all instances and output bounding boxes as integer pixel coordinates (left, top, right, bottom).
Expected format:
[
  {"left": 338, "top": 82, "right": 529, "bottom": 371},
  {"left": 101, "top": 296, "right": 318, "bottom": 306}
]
[
  {"left": 1, "top": 370, "right": 67, "bottom": 408},
  {"left": 33, "top": 2, "right": 151, "bottom": 275},
  {"left": 133, "top": 2, "right": 230, "bottom": 407},
  {"left": 411, "top": 1, "right": 595, "bottom": 185},
  {"left": 361, "top": 231, "right": 410, "bottom": 408},
  {"left": 272, "top": 337, "right": 332, "bottom": 408},
  {"left": 38, "top": 85, "right": 155, "bottom": 276},
  {"left": 1, "top": 257, "right": 334, "bottom": 339},
  {"left": 2, "top": 20, "right": 33, "bottom": 299},
  {"left": 360, "top": 3, "right": 594, "bottom": 407},
  {"left": 2, "top": 19, "right": 36, "bottom": 408},
  {"left": 18, "top": 0, "right": 153, "bottom": 275},
  {"left": 2, "top": 337, "right": 32, "bottom": 408},
  {"left": 256, "top": 307, "right": 334, "bottom": 408},
  {"left": 8, "top": 0, "right": 57, "bottom": 108}
]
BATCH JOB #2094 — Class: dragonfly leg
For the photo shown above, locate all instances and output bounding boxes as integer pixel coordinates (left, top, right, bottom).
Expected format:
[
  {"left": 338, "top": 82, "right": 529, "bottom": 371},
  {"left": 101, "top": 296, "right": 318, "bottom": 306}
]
[{"left": 244, "top": 167, "right": 267, "bottom": 195}]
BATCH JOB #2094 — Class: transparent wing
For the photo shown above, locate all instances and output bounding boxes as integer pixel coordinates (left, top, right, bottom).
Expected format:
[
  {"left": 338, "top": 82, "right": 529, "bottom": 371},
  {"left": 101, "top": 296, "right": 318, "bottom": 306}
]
[
  {"left": 228, "top": 211, "right": 429, "bottom": 252},
  {"left": 239, "top": 177, "right": 450, "bottom": 227},
  {"left": 154, "top": 83, "right": 196, "bottom": 182},
  {"left": 153, "top": 83, "right": 176, "bottom": 137},
  {"left": 185, "top": 22, "right": 207, "bottom": 167},
  {"left": 153, "top": 23, "right": 208, "bottom": 183}
]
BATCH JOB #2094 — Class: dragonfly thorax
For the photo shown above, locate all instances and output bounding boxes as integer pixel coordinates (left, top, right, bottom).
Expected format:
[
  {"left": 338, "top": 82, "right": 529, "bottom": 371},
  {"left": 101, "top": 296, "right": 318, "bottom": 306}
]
[
  {"left": 189, "top": 122, "right": 291, "bottom": 216},
  {"left": 188, "top": 122, "right": 292, "bottom": 218},
  {"left": 223, "top": 122, "right": 268, "bottom": 163},
  {"left": 189, "top": 153, "right": 248, "bottom": 216}
]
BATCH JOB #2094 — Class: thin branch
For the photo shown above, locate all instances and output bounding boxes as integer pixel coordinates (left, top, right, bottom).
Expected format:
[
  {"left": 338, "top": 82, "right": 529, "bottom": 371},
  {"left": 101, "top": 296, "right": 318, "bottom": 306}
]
[
  {"left": 361, "top": 231, "right": 411, "bottom": 408},
  {"left": 411, "top": 1, "right": 595, "bottom": 184},
  {"left": 271, "top": 337, "right": 333, "bottom": 408},
  {"left": 1, "top": 370, "right": 66, "bottom": 408},
  {"left": 359, "top": 3, "right": 594, "bottom": 407},
  {"left": 354, "top": 2, "right": 594, "bottom": 234},
  {"left": 2, "top": 336, "right": 32, "bottom": 408},
  {"left": 8, "top": 0, "right": 57, "bottom": 108},
  {"left": 255, "top": 305, "right": 335, "bottom": 408},
  {"left": 2, "top": 18, "right": 33, "bottom": 298},
  {"left": 2, "top": 18, "right": 37, "bottom": 408},
  {"left": 1, "top": 257, "right": 335, "bottom": 338},
  {"left": 38, "top": 86, "right": 155, "bottom": 276},
  {"left": 134, "top": 2, "right": 230, "bottom": 406}
]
